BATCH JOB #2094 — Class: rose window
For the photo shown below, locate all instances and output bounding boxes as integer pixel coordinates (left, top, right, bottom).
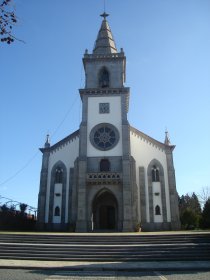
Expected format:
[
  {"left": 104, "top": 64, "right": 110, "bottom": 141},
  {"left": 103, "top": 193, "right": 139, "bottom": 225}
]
[{"left": 90, "top": 123, "right": 119, "bottom": 151}]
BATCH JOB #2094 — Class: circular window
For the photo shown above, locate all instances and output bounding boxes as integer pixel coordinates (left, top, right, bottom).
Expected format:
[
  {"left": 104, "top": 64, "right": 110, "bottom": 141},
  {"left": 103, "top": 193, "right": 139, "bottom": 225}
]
[{"left": 90, "top": 123, "right": 119, "bottom": 151}]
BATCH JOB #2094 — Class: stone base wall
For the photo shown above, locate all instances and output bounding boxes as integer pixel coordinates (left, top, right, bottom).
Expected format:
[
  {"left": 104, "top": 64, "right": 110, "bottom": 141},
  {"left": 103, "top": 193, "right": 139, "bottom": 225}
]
[
  {"left": 36, "top": 222, "right": 70, "bottom": 232},
  {"left": 141, "top": 222, "right": 179, "bottom": 232}
]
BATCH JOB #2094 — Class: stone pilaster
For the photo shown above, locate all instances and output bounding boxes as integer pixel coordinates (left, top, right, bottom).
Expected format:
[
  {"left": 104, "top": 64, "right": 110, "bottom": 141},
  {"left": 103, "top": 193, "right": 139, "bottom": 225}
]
[
  {"left": 68, "top": 167, "right": 74, "bottom": 226},
  {"left": 122, "top": 157, "right": 133, "bottom": 232},
  {"left": 37, "top": 148, "right": 50, "bottom": 229},
  {"left": 165, "top": 146, "right": 181, "bottom": 230},
  {"left": 139, "top": 166, "right": 146, "bottom": 224},
  {"left": 75, "top": 158, "right": 87, "bottom": 232}
]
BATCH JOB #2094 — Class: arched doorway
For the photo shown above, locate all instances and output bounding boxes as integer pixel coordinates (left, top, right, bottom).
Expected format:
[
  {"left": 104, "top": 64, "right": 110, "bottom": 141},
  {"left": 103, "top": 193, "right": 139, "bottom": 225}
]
[{"left": 92, "top": 189, "right": 118, "bottom": 231}]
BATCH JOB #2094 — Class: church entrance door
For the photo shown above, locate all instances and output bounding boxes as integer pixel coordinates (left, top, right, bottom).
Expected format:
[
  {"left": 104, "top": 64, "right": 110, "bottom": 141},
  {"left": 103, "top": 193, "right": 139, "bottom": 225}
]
[
  {"left": 99, "top": 205, "right": 115, "bottom": 229},
  {"left": 92, "top": 190, "right": 118, "bottom": 231}
]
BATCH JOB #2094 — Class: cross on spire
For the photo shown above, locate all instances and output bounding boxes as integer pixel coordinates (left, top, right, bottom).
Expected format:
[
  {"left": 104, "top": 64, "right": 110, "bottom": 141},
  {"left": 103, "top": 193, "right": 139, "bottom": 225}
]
[{"left": 100, "top": 12, "right": 109, "bottom": 20}]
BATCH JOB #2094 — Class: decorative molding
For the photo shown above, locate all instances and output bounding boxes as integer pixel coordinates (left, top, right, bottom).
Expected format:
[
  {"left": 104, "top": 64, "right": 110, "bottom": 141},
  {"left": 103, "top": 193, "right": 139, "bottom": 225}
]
[
  {"left": 87, "top": 172, "right": 122, "bottom": 185},
  {"left": 83, "top": 52, "right": 125, "bottom": 60},
  {"left": 89, "top": 123, "right": 120, "bottom": 151}
]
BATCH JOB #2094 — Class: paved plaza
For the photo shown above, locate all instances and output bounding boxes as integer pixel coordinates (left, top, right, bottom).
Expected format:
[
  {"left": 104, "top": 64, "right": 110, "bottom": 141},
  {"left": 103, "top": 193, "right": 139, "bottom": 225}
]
[{"left": 0, "top": 269, "right": 210, "bottom": 280}]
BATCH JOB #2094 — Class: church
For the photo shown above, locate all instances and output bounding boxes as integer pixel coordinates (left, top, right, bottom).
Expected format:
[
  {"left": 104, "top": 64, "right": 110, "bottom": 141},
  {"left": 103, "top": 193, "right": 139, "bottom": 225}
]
[{"left": 37, "top": 13, "right": 180, "bottom": 232}]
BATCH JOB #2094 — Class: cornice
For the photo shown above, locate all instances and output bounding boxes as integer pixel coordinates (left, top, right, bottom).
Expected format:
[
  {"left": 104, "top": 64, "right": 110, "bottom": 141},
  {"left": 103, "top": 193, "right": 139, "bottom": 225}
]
[
  {"left": 83, "top": 52, "right": 125, "bottom": 62},
  {"left": 79, "top": 87, "right": 130, "bottom": 96}
]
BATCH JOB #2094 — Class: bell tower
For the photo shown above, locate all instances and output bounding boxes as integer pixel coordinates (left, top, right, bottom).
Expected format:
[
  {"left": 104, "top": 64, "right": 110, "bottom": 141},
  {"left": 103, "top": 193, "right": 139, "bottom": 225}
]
[{"left": 75, "top": 13, "right": 138, "bottom": 232}]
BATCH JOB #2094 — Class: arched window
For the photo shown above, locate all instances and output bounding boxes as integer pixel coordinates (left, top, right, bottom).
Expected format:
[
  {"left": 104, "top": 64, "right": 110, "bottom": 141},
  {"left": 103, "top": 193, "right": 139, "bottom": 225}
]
[
  {"left": 152, "top": 165, "right": 160, "bottom": 182},
  {"left": 55, "top": 167, "right": 63, "bottom": 183},
  {"left": 54, "top": 206, "right": 60, "bottom": 216},
  {"left": 155, "top": 205, "right": 161, "bottom": 215},
  {"left": 99, "top": 67, "right": 109, "bottom": 88},
  {"left": 100, "top": 159, "right": 110, "bottom": 172}
]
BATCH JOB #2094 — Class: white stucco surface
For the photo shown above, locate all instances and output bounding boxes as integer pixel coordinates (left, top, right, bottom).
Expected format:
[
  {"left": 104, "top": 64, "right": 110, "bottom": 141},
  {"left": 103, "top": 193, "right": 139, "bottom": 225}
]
[{"left": 87, "top": 96, "right": 122, "bottom": 157}]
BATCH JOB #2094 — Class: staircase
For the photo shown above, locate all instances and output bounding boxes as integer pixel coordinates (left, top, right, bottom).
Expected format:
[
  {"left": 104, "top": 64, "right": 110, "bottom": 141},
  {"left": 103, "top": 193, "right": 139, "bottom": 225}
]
[{"left": 0, "top": 232, "right": 209, "bottom": 262}]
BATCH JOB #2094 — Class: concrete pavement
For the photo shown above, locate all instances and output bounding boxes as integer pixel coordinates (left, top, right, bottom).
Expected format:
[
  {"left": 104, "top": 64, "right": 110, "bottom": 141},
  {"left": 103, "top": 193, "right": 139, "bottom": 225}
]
[{"left": 0, "top": 259, "right": 210, "bottom": 271}]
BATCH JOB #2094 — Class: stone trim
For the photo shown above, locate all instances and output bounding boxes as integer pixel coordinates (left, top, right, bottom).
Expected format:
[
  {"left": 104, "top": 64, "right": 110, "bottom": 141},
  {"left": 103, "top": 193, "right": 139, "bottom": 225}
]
[
  {"left": 87, "top": 186, "right": 123, "bottom": 232},
  {"left": 68, "top": 168, "right": 74, "bottom": 225},
  {"left": 79, "top": 88, "right": 129, "bottom": 95},
  {"left": 79, "top": 88, "right": 130, "bottom": 113},
  {"left": 89, "top": 123, "right": 120, "bottom": 151},
  {"left": 165, "top": 147, "right": 181, "bottom": 230},
  {"left": 83, "top": 52, "right": 125, "bottom": 60},
  {"left": 75, "top": 158, "right": 87, "bottom": 232},
  {"left": 37, "top": 149, "right": 50, "bottom": 226}
]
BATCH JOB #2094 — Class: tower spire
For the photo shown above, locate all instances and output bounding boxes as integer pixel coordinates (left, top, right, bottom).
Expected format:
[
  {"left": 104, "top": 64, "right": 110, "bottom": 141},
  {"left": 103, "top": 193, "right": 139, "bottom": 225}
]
[{"left": 93, "top": 13, "right": 117, "bottom": 54}]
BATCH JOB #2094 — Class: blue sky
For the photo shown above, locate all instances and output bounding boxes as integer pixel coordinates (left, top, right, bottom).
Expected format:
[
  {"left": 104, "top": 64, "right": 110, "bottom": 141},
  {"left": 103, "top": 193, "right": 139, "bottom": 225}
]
[{"left": 1, "top": 0, "right": 210, "bottom": 209}]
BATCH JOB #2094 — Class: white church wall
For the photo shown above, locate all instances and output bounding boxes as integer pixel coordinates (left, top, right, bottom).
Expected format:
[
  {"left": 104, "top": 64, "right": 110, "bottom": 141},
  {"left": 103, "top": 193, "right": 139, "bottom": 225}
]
[
  {"left": 87, "top": 96, "right": 122, "bottom": 157},
  {"left": 130, "top": 131, "right": 171, "bottom": 223},
  {"left": 45, "top": 137, "right": 79, "bottom": 223}
]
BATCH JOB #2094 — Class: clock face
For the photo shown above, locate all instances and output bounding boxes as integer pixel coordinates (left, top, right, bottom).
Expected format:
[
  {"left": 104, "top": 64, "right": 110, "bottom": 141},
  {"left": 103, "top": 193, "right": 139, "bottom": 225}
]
[{"left": 90, "top": 123, "right": 119, "bottom": 151}]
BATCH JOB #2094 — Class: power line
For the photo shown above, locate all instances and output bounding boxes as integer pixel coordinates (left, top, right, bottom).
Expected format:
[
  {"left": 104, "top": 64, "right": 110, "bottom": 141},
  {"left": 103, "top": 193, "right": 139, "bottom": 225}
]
[
  {"left": 51, "top": 93, "right": 79, "bottom": 139},
  {"left": 0, "top": 151, "right": 39, "bottom": 187},
  {"left": 0, "top": 93, "right": 80, "bottom": 187}
]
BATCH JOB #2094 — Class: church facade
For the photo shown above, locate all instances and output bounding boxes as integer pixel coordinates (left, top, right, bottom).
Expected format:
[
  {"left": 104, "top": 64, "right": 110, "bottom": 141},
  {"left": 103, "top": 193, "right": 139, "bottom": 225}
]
[{"left": 37, "top": 13, "right": 180, "bottom": 232}]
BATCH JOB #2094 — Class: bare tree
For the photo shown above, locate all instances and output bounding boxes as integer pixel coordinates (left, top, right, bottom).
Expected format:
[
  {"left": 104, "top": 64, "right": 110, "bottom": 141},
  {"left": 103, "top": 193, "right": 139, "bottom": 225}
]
[
  {"left": 0, "top": 0, "right": 18, "bottom": 44},
  {"left": 197, "top": 186, "right": 210, "bottom": 209}
]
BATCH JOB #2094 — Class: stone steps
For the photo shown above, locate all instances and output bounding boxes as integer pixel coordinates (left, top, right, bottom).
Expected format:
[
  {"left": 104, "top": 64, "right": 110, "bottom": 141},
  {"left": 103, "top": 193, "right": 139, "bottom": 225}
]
[
  {"left": 0, "top": 233, "right": 209, "bottom": 262},
  {"left": 0, "top": 233, "right": 209, "bottom": 244}
]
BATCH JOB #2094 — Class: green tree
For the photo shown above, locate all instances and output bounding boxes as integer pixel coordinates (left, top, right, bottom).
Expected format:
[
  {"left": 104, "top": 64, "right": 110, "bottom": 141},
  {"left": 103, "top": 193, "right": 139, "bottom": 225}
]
[
  {"left": 19, "top": 203, "right": 27, "bottom": 214},
  {"left": 179, "top": 193, "right": 202, "bottom": 229},
  {"left": 191, "top": 192, "right": 202, "bottom": 214},
  {"left": 198, "top": 186, "right": 210, "bottom": 209},
  {"left": 201, "top": 198, "right": 210, "bottom": 229}
]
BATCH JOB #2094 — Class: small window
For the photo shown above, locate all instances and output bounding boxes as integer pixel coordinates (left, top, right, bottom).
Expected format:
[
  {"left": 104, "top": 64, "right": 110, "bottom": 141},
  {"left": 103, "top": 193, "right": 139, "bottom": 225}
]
[
  {"left": 99, "top": 67, "right": 109, "bottom": 88},
  {"left": 54, "top": 206, "right": 60, "bottom": 216},
  {"left": 155, "top": 205, "right": 161, "bottom": 215},
  {"left": 100, "top": 159, "right": 110, "bottom": 172},
  {"left": 55, "top": 167, "right": 63, "bottom": 183},
  {"left": 152, "top": 165, "right": 160, "bottom": 182}
]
